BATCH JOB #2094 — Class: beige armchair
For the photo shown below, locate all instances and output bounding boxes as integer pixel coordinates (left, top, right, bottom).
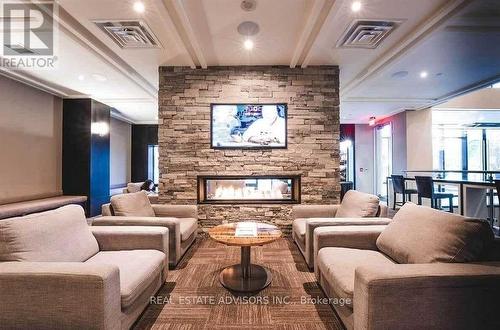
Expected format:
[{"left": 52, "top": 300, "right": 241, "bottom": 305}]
[
  {"left": 0, "top": 205, "right": 169, "bottom": 330},
  {"left": 95, "top": 191, "right": 198, "bottom": 267},
  {"left": 314, "top": 203, "right": 500, "bottom": 330},
  {"left": 292, "top": 190, "right": 391, "bottom": 268}
]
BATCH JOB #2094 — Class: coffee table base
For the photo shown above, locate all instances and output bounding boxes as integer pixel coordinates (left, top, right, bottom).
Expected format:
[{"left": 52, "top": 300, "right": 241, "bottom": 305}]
[{"left": 219, "top": 264, "right": 272, "bottom": 292}]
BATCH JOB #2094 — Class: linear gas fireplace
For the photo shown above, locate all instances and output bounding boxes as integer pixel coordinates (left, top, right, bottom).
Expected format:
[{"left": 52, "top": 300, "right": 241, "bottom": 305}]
[{"left": 197, "top": 175, "right": 301, "bottom": 204}]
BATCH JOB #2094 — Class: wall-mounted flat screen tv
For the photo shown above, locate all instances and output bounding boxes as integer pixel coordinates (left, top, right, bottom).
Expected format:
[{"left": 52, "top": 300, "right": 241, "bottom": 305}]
[{"left": 211, "top": 104, "right": 287, "bottom": 149}]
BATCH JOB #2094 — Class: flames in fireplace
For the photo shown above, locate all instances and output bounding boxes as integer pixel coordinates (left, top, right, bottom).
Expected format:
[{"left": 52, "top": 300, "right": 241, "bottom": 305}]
[
  {"left": 212, "top": 180, "right": 288, "bottom": 200},
  {"left": 197, "top": 175, "right": 301, "bottom": 204}
]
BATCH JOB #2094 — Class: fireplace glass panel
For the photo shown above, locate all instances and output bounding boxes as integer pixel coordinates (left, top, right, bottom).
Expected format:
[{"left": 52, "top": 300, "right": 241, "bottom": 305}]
[{"left": 198, "top": 176, "right": 300, "bottom": 204}]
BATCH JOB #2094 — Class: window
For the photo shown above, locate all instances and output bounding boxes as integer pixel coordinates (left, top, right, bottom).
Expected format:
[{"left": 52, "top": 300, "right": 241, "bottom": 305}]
[
  {"left": 486, "top": 129, "right": 500, "bottom": 171},
  {"left": 147, "top": 144, "right": 159, "bottom": 184},
  {"left": 432, "top": 110, "right": 500, "bottom": 173}
]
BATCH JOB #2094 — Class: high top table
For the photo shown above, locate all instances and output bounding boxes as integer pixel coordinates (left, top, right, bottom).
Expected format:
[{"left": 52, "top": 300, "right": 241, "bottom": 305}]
[{"left": 208, "top": 222, "right": 282, "bottom": 293}]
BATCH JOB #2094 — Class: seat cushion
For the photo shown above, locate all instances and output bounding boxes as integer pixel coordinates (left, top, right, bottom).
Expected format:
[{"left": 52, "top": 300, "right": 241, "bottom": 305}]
[
  {"left": 0, "top": 205, "right": 99, "bottom": 262},
  {"left": 336, "top": 190, "right": 380, "bottom": 218},
  {"left": 180, "top": 218, "right": 198, "bottom": 241},
  {"left": 85, "top": 250, "right": 166, "bottom": 309},
  {"left": 317, "top": 247, "right": 395, "bottom": 301},
  {"left": 293, "top": 218, "right": 306, "bottom": 244},
  {"left": 110, "top": 191, "right": 155, "bottom": 217},
  {"left": 377, "top": 202, "right": 494, "bottom": 264}
]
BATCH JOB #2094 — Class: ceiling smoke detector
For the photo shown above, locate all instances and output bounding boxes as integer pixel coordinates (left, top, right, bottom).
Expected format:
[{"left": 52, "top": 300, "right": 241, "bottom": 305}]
[
  {"left": 94, "top": 20, "right": 161, "bottom": 49},
  {"left": 337, "top": 19, "right": 401, "bottom": 49},
  {"left": 241, "top": 0, "right": 257, "bottom": 11},
  {"left": 237, "top": 21, "right": 260, "bottom": 36}
]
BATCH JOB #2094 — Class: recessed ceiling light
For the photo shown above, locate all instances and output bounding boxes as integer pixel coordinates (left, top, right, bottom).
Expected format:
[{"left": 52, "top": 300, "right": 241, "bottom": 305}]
[
  {"left": 133, "top": 1, "right": 145, "bottom": 13},
  {"left": 420, "top": 71, "right": 428, "bottom": 79},
  {"left": 243, "top": 39, "right": 254, "bottom": 50},
  {"left": 78, "top": 74, "right": 85, "bottom": 81},
  {"left": 351, "top": 1, "right": 362, "bottom": 12},
  {"left": 92, "top": 73, "right": 107, "bottom": 82}
]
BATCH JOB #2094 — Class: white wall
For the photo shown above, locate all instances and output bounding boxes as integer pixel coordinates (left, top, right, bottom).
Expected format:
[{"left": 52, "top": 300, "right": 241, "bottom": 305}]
[
  {"left": 0, "top": 75, "right": 62, "bottom": 204},
  {"left": 406, "top": 108, "right": 433, "bottom": 170},
  {"left": 110, "top": 117, "right": 131, "bottom": 191},
  {"left": 435, "top": 87, "right": 500, "bottom": 110}
]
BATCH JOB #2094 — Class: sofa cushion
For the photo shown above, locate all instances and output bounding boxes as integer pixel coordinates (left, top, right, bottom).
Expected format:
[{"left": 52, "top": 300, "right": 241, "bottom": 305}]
[
  {"left": 336, "top": 190, "right": 380, "bottom": 218},
  {"left": 179, "top": 218, "right": 198, "bottom": 241},
  {"left": 317, "top": 247, "right": 395, "bottom": 302},
  {"left": 376, "top": 203, "right": 494, "bottom": 264},
  {"left": 0, "top": 205, "right": 99, "bottom": 262},
  {"left": 127, "top": 182, "right": 143, "bottom": 193},
  {"left": 85, "top": 250, "right": 166, "bottom": 309},
  {"left": 110, "top": 191, "right": 155, "bottom": 217},
  {"left": 292, "top": 218, "right": 307, "bottom": 244}
]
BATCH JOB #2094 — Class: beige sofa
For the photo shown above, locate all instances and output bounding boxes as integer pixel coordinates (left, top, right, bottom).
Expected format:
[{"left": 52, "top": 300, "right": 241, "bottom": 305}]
[
  {"left": 94, "top": 191, "right": 198, "bottom": 267},
  {"left": 0, "top": 205, "right": 169, "bottom": 330},
  {"left": 292, "top": 190, "right": 391, "bottom": 268},
  {"left": 314, "top": 202, "right": 500, "bottom": 330}
]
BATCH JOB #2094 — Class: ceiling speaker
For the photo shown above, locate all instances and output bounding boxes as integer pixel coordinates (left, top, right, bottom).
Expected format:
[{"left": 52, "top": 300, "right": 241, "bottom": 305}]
[{"left": 237, "top": 21, "right": 260, "bottom": 36}]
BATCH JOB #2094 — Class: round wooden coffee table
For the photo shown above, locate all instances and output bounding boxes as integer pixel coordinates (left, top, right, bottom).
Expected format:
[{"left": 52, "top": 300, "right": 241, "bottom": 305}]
[{"left": 208, "top": 222, "right": 282, "bottom": 293}]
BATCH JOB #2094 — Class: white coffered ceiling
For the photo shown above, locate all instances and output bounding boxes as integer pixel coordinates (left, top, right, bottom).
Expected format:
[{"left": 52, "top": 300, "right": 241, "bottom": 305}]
[{"left": 1, "top": 0, "right": 499, "bottom": 123}]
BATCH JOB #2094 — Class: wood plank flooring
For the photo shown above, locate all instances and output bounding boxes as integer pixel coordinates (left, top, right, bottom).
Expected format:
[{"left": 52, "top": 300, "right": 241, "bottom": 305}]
[{"left": 133, "top": 238, "right": 344, "bottom": 329}]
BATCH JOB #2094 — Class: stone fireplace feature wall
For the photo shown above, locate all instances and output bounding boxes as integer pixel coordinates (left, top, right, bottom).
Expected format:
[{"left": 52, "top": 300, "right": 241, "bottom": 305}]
[{"left": 158, "top": 66, "right": 340, "bottom": 234}]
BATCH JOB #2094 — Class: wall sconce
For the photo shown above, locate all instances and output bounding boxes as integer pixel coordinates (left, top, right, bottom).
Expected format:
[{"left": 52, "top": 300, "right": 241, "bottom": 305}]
[
  {"left": 91, "top": 122, "right": 109, "bottom": 136},
  {"left": 368, "top": 116, "right": 376, "bottom": 126}
]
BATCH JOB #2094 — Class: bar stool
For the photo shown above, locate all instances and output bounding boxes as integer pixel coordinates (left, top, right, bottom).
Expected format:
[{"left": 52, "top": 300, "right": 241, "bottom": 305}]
[
  {"left": 415, "top": 176, "right": 455, "bottom": 213},
  {"left": 391, "top": 175, "right": 417, "bottom": 210}
]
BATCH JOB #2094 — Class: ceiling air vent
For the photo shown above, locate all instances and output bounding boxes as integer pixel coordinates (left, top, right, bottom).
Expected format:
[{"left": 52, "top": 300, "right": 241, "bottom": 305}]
[
  {"left": 94, "top": 20, "right": 161, "bottom": 49},
  {"left": 336, "top": 19, "right": 401, "bottom": 49}
]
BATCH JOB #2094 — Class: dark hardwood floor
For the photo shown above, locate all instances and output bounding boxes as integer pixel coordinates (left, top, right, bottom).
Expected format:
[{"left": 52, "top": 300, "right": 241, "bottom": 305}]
[{"left": 134, "top": 237, "right": 344, "bottom": 329}]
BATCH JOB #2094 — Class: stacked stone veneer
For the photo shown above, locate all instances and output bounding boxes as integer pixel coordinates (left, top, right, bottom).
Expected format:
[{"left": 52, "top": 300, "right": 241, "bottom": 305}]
[{"left": 158, "top": 66, "right": 340, "bottom": 235}]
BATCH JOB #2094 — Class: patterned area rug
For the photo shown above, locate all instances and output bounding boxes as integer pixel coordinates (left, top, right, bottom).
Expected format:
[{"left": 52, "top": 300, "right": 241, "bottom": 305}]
[{"left": 133, "top": 237, "right": 345, "bottom": 329}]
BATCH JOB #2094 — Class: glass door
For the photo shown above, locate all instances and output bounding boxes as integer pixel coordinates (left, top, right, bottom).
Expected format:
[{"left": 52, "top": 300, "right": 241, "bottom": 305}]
[
  {"left": 339, "top": 139, "right": 354, "bottom": 183},
  {"left": 375, "top": 123, "right": 392, "bottom": 199}
]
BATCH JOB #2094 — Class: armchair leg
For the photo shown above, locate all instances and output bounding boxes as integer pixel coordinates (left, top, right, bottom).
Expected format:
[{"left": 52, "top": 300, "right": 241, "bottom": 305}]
[
  {"left": 418, "top": 196, "right": 422, "bottom": 205},
  {"left": 449, "top": 197, "right": 453, "bottom": 213},
  {"left": 393, "top": 192, "right": 397, "bottom": 210}
]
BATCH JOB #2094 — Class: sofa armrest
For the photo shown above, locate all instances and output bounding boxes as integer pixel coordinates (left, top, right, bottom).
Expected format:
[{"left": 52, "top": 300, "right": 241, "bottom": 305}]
[
  {"left": 0, "top": 262, "right": 121, "bottom": 329},
  {"left": 101, "top": 203, "right": 112, "bottom": 216},
  {"left": 91, "top": 226, "right": 169, "bottom": 255},
  {"left": 292, "top": 204, "right": 339, "bottom": 219},
  {"left": 93, "top": 216, "right": 181, "bottom": 266},
  {"left": 378, "top": 204, "right": 388, "bottom": 217},
  {"left": 354, "top": 262, "right": 500, "bottom": 330},
  {"left": 313, "top": 225, "right": 386, "bottom": 274},
  {"left": 152, "top": 204, "right": 198, "bottom": 219},
  {"left": 303, "top": 219, "right": 390, "bottom": 268}
]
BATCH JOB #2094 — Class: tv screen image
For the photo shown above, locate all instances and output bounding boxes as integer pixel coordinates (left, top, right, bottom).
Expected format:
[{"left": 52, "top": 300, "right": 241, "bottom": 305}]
[{"left": 211, "top": 104, "right": 287, "bottom": 148}]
